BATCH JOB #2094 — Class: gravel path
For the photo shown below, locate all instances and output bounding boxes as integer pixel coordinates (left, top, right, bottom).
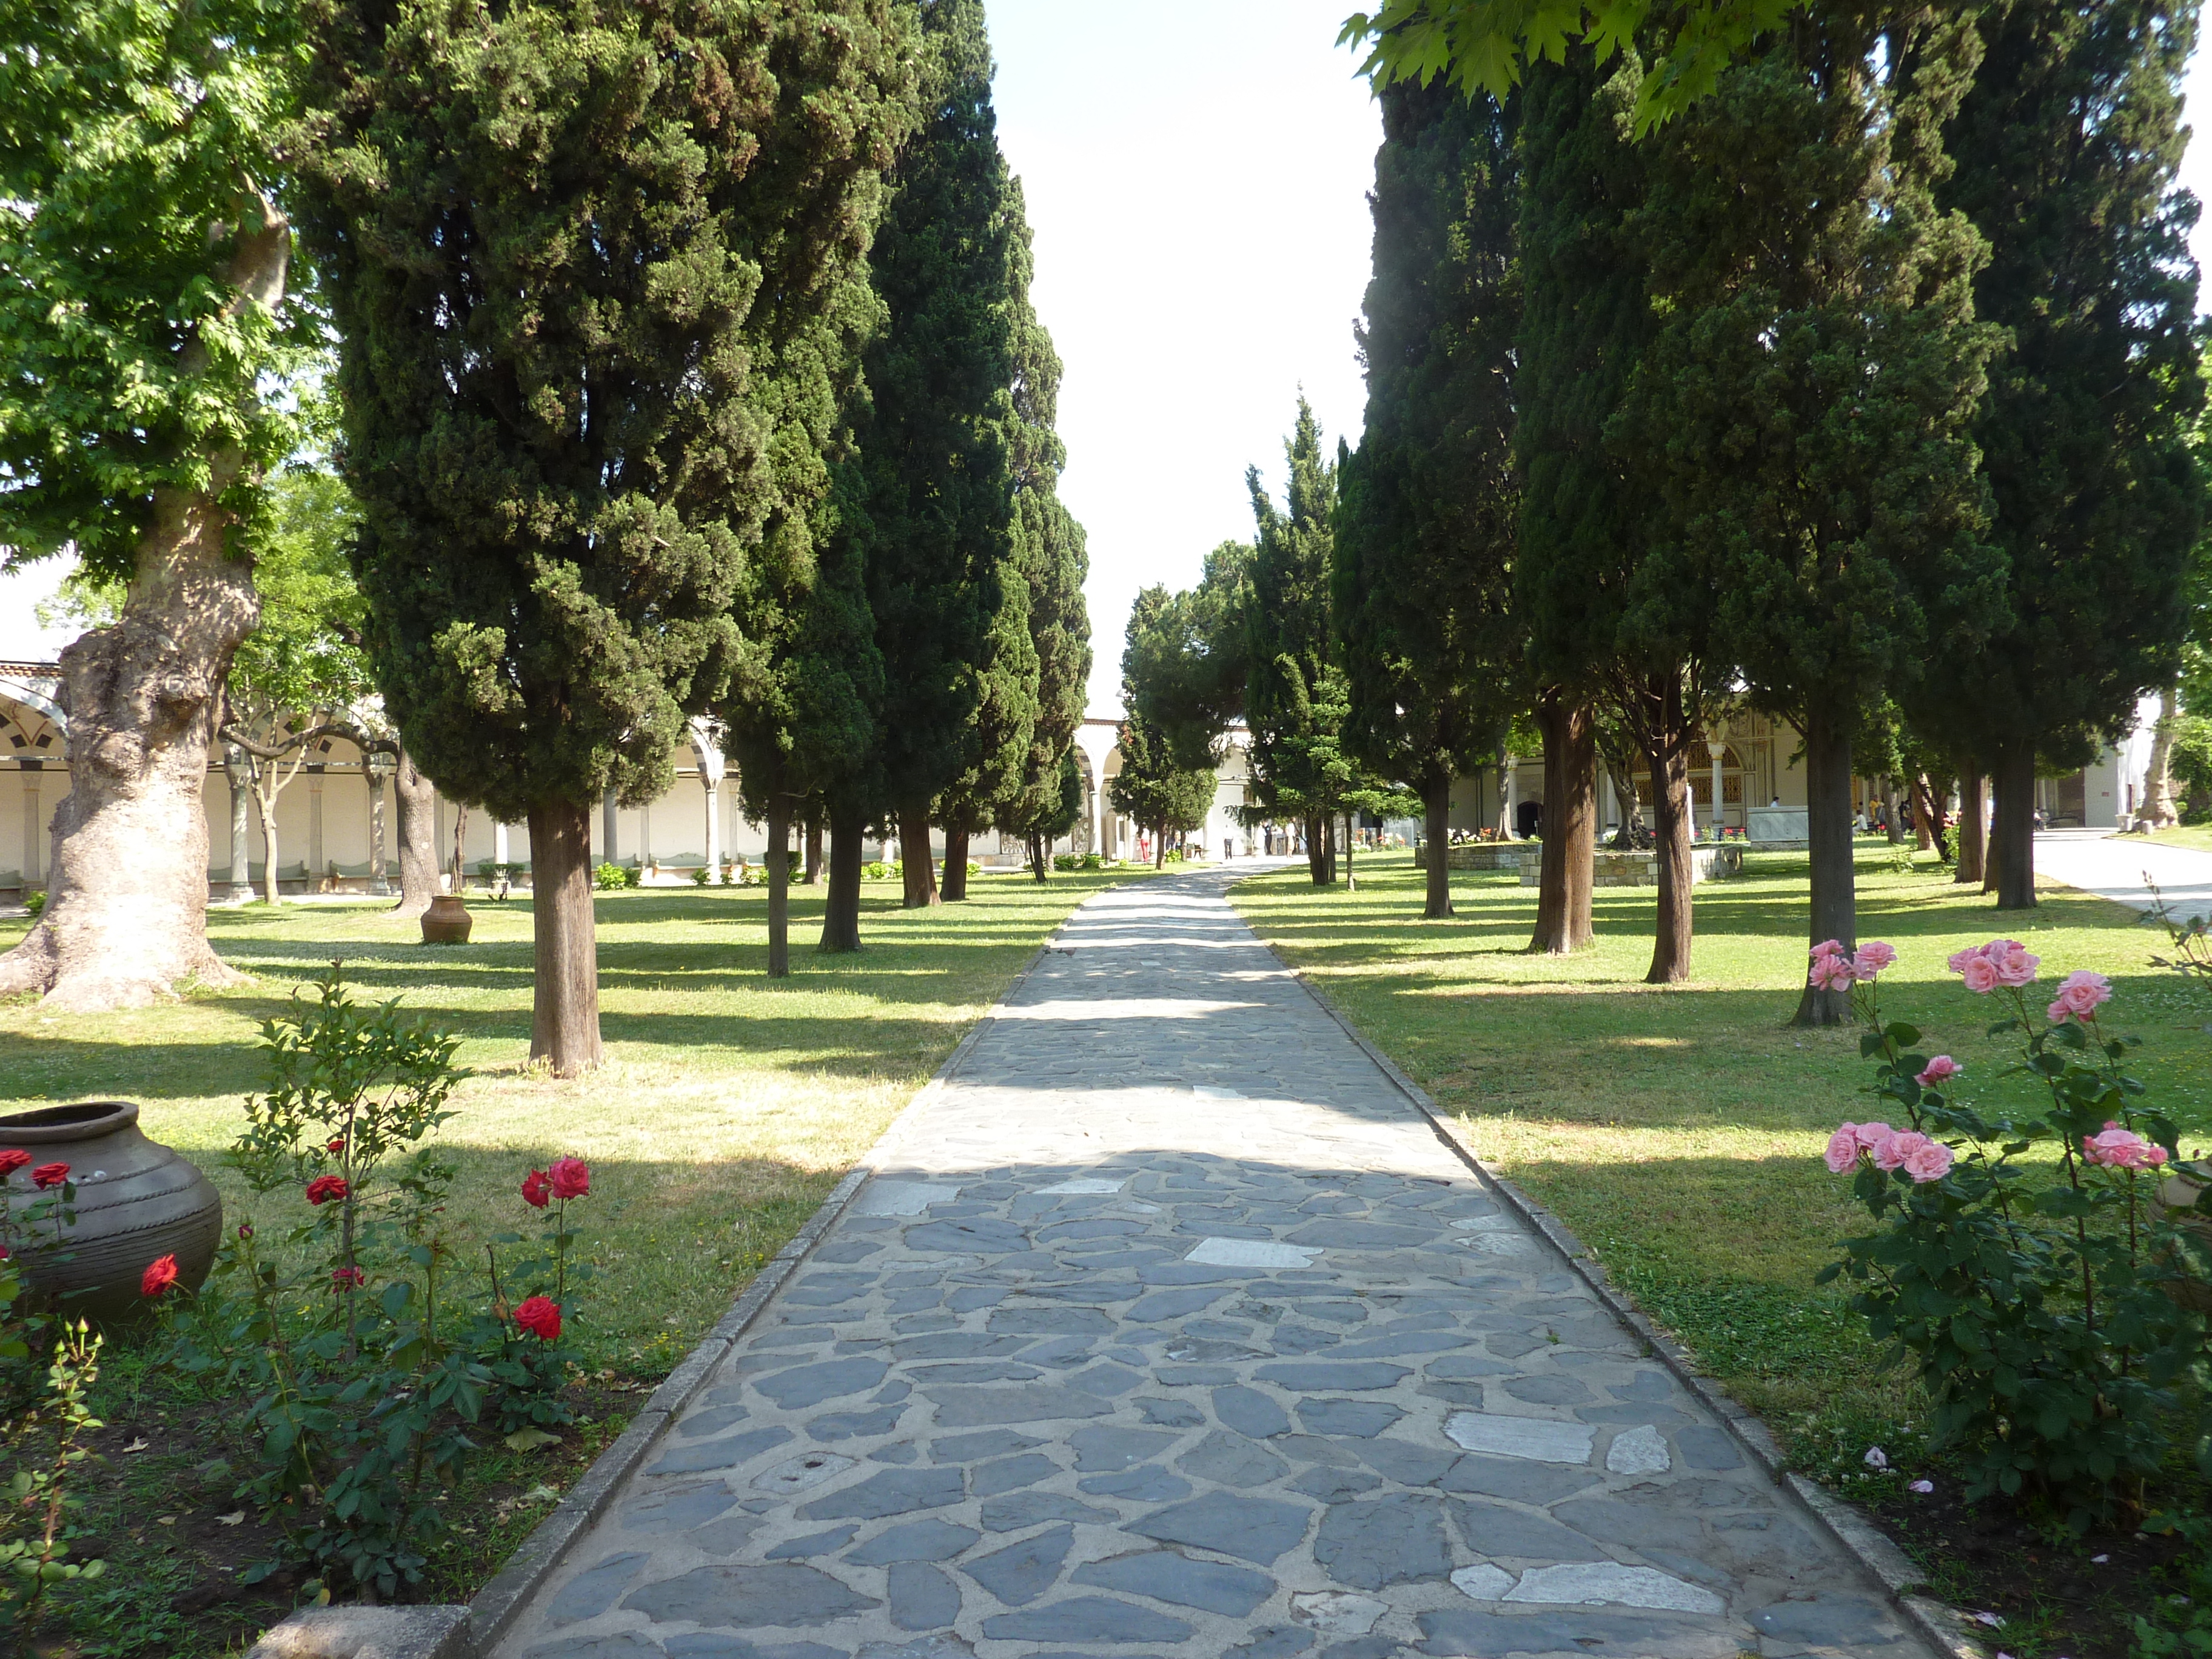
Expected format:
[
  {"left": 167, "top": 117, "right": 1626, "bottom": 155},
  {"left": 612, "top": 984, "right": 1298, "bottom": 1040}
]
[{"left": 497, "top": 866, "right": 1928, "bottom": 1659}]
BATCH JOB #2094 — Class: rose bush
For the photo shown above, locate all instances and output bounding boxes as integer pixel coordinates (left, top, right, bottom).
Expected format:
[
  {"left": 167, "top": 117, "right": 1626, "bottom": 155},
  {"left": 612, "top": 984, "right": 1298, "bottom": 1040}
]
[{"left": 1814, "top": 938, "right": 2210, "bottom": 1523}]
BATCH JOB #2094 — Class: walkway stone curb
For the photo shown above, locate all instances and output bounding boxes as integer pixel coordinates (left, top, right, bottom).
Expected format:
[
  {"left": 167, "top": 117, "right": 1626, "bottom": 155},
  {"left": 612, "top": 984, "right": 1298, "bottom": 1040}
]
[
  {"left": 246, "top": 917, "right": 1071, "bottom": 1659},
  {"left": 1269, "top": 942, "right": 1989, "bottom": 1659}
]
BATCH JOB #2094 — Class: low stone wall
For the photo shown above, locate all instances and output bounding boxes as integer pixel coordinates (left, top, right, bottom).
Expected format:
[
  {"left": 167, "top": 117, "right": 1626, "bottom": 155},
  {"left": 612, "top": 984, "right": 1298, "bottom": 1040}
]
[
  {"left": 1518, "top": 843, "right": 1745, "bottom": 887},
  {"left": 1412, "top": 842, "right": 1529, "bottom": 871}
]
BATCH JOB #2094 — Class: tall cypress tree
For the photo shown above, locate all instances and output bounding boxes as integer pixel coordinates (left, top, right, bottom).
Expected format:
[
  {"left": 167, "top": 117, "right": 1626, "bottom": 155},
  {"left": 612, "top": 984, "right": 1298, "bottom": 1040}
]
[
  {"left": 1912, "top": 0, "right": 2203, "bottom": 908},
  {"left": 1246, "top": 401, "right": 1363, "bottom": 886},
  {"left": 1619, "top": 12, "right": 2003, "bottom": 1021},
  {"left": 1517, "top": 50, "right": 1718, "bottom": 985},
  {"left": 304, "top": 0, "right": 917, "bottom": 1070},
  {"left": 988, "top": 184, "right": 1093, "bottom": 893},
  {"left": 1336, "top": 81, "right": 1521, "bottom": 922},
  {"left": 856, "top": 0, "right": 1033, "bottom": 910}
]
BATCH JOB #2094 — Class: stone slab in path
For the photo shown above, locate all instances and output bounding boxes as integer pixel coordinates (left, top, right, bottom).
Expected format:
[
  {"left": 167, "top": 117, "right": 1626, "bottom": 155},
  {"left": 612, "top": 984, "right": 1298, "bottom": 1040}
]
[{"left": 494, "top": 867, "right": 1929, "bottom": 1659}]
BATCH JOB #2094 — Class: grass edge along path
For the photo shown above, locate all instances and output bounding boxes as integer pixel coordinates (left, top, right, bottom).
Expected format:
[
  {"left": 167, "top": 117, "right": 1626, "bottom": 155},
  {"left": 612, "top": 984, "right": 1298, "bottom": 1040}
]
[
  {"left": 1227, "top": 846, "right": 2212, "bottom": 1657},
  {"left": 0, "top": 864, "right": 1150, "bottom": 1658}
]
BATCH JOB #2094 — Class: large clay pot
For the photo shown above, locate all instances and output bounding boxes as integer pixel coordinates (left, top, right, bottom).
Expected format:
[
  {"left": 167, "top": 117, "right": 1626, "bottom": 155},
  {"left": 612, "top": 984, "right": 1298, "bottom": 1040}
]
[
  {"left": 0, "top": 1101, "right": 223, "bottom": 1321},
  {"left": 421, "top": 893, "right": 473, "bottom": 945}
]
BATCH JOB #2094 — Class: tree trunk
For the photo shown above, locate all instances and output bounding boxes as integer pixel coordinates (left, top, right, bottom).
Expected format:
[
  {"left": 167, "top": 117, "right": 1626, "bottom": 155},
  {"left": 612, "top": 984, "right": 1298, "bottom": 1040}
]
[
  {"left": 898, "top": 804, "right": 938, "bottom": 908},
  {"left": 1792, "top": 709, "right": 1857, "bottom": 1025},
  {"left": 2140, "top": 682, "right": 2181, "bottom": 828},
  {"left": 1992, "top": 736, "right": 2037, "bottom": 910},
  {"left": 1955, "top": 765, "right": 1986, "bottom": 886},
  {"left": 390, "top": 750, "right": 440, "bottom": 920},
  {"left": 819, "top": 801, "right": 863, "bottom": 952},
  {"left": 255, "top": 785, "right": 281, "bottom": 906},
  {"left": 765, "top": 795, "right": 791, "bottom": 978},
  {"left": 1155, "top": 826, "right": 1166, "bottom": 869},
  {"left": 1529, "top": 695, "right": 1596, "bottom": 954},
  {"left": 1323, "top": 813, "right": 1338, "bottom": 884},
  {"left": 1644, "top": 736, "right": 1694, "bottom": 985},
  {"left": 941, "top": 821, "right": 970, "bottom": 901},
  {"left": 1029, "top": 831, "right": 1048, "bottom": 882},
  {"left": 1422, "top": 773, "right": 1453, "bottom": 919},
  {"left": 802, "top": 813, "right": 823, "bottom": 885},
  {"left": 1881, "top": 776, "right": 1903, "bottom": 845},
  {"left": 1605, "top": 754, "right": 1641, "bottom": 849},
  {"left": 526, "top": 799, "right": 603, "bottom": 1076},
  {"left": 0, "top": 491, "right": 258, "bottom": 1009},
  {"left": 1910, "top": 774, "right": 1940, "bottom": 856},
  {"left": 1304, "top": 814, "right": 1328, "bottom": 885},
  {"left": 1343, "top": 813, "right": 1356, "bottom": 891}
]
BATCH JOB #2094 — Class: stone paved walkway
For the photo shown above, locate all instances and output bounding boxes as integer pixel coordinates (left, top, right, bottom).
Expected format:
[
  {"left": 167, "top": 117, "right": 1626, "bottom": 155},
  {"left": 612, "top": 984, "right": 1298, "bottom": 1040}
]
[{"left": 501, "top": 868, "right": 1928, "bottom": 1659}]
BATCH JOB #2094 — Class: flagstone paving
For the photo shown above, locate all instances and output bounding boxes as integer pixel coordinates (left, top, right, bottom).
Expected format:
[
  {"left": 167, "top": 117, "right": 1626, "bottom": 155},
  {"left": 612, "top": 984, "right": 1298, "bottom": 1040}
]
[{"left": 497, "top": 867, "right": 1928, "bottom": 1659}]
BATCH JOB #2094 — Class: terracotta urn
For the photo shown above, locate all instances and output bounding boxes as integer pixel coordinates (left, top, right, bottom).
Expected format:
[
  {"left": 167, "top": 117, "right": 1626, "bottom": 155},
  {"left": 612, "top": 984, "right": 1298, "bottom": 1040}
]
[
  {"left": 0, "top": 1101, "right": 223, "bottom": 1321},
  {"left": 421, "top": 892, "right": 473, "bottom": 945}
]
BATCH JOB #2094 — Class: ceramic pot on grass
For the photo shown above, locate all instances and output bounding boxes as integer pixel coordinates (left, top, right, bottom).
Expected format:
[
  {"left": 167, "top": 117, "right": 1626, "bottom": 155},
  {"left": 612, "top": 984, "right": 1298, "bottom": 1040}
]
[
  {"left": 421, "top": 892, "right": 473, "bottom": 945},
  {"left": 0, "top": 1101, "right": 223, "bottom": 1321}
]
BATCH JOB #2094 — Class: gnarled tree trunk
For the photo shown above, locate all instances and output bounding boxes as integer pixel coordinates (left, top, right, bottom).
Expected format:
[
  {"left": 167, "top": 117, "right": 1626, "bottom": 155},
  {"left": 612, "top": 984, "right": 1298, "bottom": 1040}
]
[
  {"left": 819, "top": 801, "right": 863, "bottom": 952},
  {"left": 390, "top": 750, "right": 440, "bottom": 919},
  {"left": 1911, "top": 773, "right": 1938, "bottom": 854},
  {"left": 526, "top": 800, "right": 601, "bottom": 1074},
  {"left": 1955, "top": 765, "right": 1986, "bottom": 886},
  {"left": 898, "top": 805, "right": 938, "bottom": 908},
  {"left": 941, "top": 820, "right": 970, "bottom": 901},
  {"left": 1421, "top": 772, "right": 1452, "bottom": 920},
  {"left": 1792, "top": 709, "right": 1856, "bottom": 1025},
  {"left": 1529, "top": 694, "right": 1596, "bottom": 954},
  {"left": 0, "top": 491, "right": 258, "bottom": 1010},
  {"left": 765, "top": 796, "right": 791, "bottom": 977}
]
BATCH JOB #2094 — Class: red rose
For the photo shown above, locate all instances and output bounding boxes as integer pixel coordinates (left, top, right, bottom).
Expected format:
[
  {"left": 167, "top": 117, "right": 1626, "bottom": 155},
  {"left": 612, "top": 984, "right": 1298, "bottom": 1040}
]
[
  {"left": 326, "top": 1138, "right": 346, "bottom": 1155},
  {"left": 238, "top": 1222, "right": 254, "bottom": 1240},
  {"left": 0, "top": 1244, "right": 12, "bottom": 1261},
  {"left": 30, "top": 1162, "right": 69, "bottom": 1190},
  {"left": 514, "top": 1296, "right": 562, "bottom": 1341},
  {"left": 547, "top": 1158, "right": 590, "bottom": 1201},
  {"left": 521, "top": 1168, "right": 552, "bottom": 1209},
  {"left": 141, "top": 1255, "right": 179, "bottom": 1298},
  {"left": 0, "top": 1149, "right": 30, "bottom": 1176},
  {"left": 306, "top": 1175, "right": 349, "bottom": 1205},
  {"left": 331, "top": 1265, "right": 364, "bottom": 1290}
]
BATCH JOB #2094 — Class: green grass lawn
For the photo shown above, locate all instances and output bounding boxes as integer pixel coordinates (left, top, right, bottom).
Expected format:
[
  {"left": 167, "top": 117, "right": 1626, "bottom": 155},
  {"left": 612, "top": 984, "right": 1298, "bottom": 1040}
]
[
  {"left": 2142, "top": 823, "right": 2212, "bottom": 857},
  {"left": 0, "top": 866, "right": 1141, "bottom": 1654},
  {"left": 1229, "top": 844, "right": 2212, "bottom": 1467}
]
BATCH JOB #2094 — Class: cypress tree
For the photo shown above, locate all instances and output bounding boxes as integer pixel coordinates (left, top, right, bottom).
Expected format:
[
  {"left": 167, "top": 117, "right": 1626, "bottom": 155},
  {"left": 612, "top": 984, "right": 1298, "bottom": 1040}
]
[
  {"left": 856, "top": 0, "right": 1033, "bottom": 910},
  {"left": 1515, "top": 50, "right": 1715, "bottom": 984},
  {"left": 304, "top": 0, "right": 918, "bottom": 1070},
  {"left": 1617, "top": 13, "right": 2002, "bottom": 1020},
  {"left": 1108, "top": 709, "right": 1217, "bottom": 870},
  {"left": 1123, "top": 543, "right": 1252, "bottom": 775},
  {"left": 1912, "top": 0, "right": 2203, "bottom": 909},
  {"left": 1336, "top": 81, "right": 1521, "bottom": 923},
  {"left": 1245, "top": 401, "right": 1364, "bottom": 886}
]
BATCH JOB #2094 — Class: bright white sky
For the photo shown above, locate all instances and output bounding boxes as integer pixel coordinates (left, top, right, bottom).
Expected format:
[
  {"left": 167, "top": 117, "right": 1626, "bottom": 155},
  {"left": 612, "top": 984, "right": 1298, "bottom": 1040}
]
[{"left": 8, "top": 6, "right": 2212, "bottom": 718}]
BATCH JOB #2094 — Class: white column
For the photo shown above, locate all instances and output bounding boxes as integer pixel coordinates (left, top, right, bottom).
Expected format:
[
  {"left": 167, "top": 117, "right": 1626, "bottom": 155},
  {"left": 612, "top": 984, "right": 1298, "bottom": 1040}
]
[
  {"left": 1709, "top": 743, "right": 1726, "bottom": 840},
  {"left": 494, "top": 821, "right": 510, "bottom": 867},
  {"left": 21, "top": 775, "right": 41, "bottom": 885},
  {"left": 689, "top": 717, "right": 726, "bottom": 882},
  {"left": 307, "top": 773, "right": 326, "bottom": 883},
  {"left": 1500, "top": 756, "right": 1518, "bottom": 839}
]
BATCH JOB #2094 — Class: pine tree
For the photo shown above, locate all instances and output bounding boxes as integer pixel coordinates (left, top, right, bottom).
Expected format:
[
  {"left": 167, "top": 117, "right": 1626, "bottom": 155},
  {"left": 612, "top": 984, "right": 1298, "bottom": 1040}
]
[
  {"left": 1618, "top": 13, "right": 2003, "bottom": 1021},
  {"left": 856, "top": 0, "right": 1034, "bottom": 910},
  {"left": 304, "top": 0, "right": 918, "bottom": 1070},
  {"left": 1911, "top": 0, "right": 2204, "bottom": 908},
  {"left": 1336, "top": 81, "right": 1521, "bottom": 923},
  {"left": 1122, "top": 544, "right": 1251, "bottom": 775}
]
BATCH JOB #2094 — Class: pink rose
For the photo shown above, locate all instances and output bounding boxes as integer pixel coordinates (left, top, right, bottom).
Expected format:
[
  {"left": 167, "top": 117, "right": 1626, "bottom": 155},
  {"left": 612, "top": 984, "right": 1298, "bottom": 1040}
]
[
  {"left": 1809, "top": 953, "right": 1857, "bottom": 993},
  {"left": 1812, "top": 939, "right": 1845, "bottom": 961},
  {"left": 2082, "top": 1124, "right": 2166, "bottom": 1169},
  {"left": 1903, "top": 1139, "right": 1954, "bottom": 1183},
  {"left": 1857, "top": 941, "right": 1897, "bottom": 973},
  {"left": 1946, "top": 946, "right": 1980, "bottom": 973},
  {"left": 2046, "top": 970, "right": 2111, "bottom": 1022},
  {"left": 1959, "top": 956, "right": 2000, "bottom": 994},
  {"left": 1852, "top": 1122, "right": 1893, "bottom": 1152},
  {"left": 1825, "top": 1125, "right": 1863, "bottom": 1174},
  {"left": 1872, "top": 1129, "right": 1925, "bottom": 1171},
  {"left": 1915, "top": 1056, "right": 1960, "bottom": 1087},
  {"left": 1989, "top": 942, "right": 2039, "bottom": 987}
]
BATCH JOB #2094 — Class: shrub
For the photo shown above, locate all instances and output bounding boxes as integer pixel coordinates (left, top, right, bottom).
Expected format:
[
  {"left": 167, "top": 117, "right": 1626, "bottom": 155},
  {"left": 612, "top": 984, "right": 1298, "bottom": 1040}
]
[
  {"left": 1052, "top": 853, "right": 1078, "bottom": 872},
  {"left": 1812, "top": 937, "right": 2211, "bottom": 1524},
  {"left": 1083, "top": 852, "right": 1102, "bottom": 871},
  {"left": 152, "top": 967, "right": 599, "bottom": 1597},
  {"left": 21, "top": 890, "right": 43, "bottom": 920},
  {"left": 592, "top": 862, "right": 628, "bottom": 891},
  {"left": 862, "top": 860, "right": 888, "bottom": 881},
  {"left": 690, "top": 865, "right": 714, "bottom": 886}
]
